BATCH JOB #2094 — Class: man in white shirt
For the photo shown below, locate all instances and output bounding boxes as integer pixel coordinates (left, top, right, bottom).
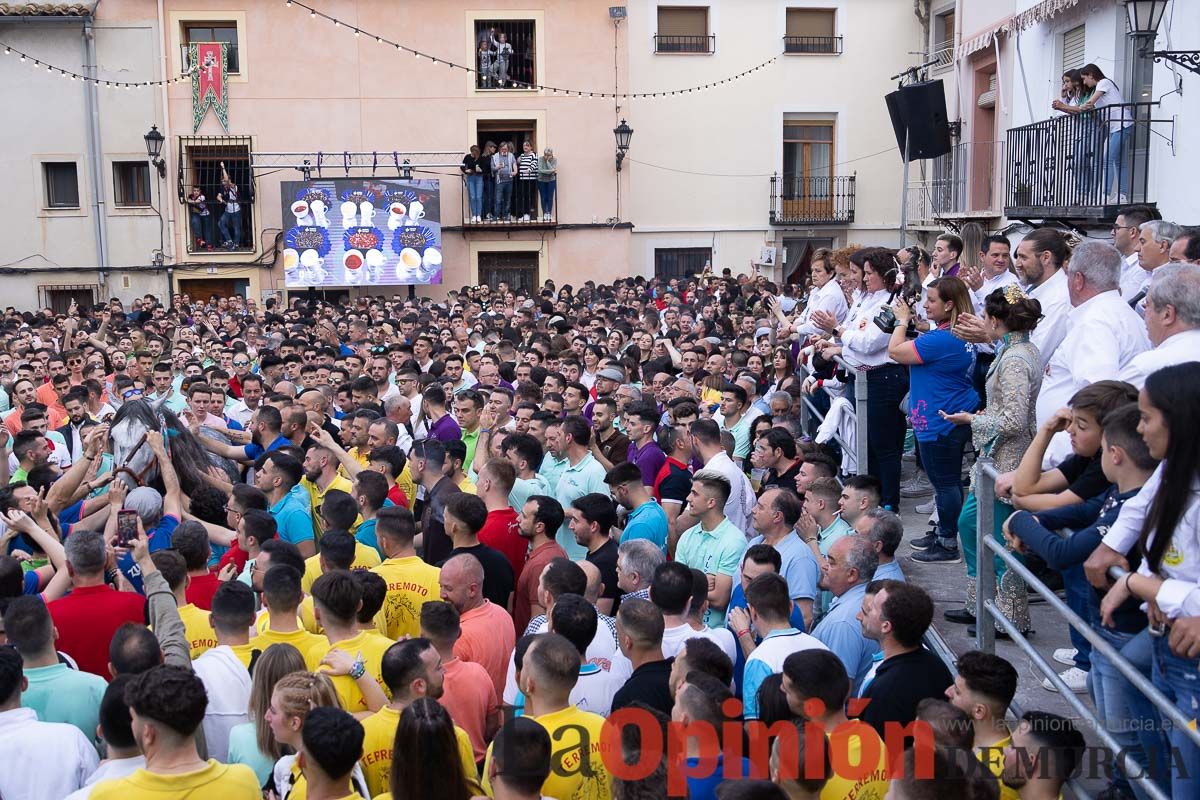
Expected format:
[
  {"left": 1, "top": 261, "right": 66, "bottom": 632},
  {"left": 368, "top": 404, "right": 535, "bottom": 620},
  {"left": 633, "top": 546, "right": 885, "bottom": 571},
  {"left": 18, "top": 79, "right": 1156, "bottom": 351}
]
[
  {"left": 1127, "top": 220, "right": 1183, "bottom": 310},
  {"left": 1112, "top": 205, "right": 1157, "bottom": 300},
  {"left": 1119, "top": 263, "right": 1200, "bottom": 389},
  {"left": 674, "top": 419, "right": 753, "bottom": 534},
  {"left": 967, "top": 235, "right": 1021, "bottom": 316},
  {"left": 1018, "top": 228, "right": 1072, "bottom": 369},
  {"left": 1036, "top": 241, "right": 1150, "bottom": 466},
  {"left": 0, "top": 647, "right": 99, "bottom": 800}
]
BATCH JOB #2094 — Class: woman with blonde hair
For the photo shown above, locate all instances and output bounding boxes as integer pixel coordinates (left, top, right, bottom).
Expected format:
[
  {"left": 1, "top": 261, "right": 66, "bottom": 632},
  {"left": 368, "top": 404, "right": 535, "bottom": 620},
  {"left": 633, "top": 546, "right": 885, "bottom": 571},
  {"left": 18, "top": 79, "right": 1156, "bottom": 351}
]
[
  {"left": 227, "top": 643, "right": 307, "bottom": 787},
  {"left": 888, "top": 275, "right": 980, "bottom": 563},
  {"left": 266, "top": 671, "right": 370, "bottom": 798}
]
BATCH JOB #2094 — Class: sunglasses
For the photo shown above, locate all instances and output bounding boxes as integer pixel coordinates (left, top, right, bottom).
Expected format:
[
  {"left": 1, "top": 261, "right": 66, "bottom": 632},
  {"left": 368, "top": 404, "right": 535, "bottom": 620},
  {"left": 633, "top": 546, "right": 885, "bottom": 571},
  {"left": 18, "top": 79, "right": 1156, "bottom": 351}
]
[{"left": 122, "top": 388, "right": 143, "bottom": 399}]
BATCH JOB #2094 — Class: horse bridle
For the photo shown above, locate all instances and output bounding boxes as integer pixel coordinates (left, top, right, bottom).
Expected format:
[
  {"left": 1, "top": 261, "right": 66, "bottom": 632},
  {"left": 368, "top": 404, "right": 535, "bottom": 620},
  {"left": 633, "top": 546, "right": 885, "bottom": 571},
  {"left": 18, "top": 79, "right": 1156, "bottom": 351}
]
[{"left": 112, "top": 431, "right": 156, "bottom": 487}]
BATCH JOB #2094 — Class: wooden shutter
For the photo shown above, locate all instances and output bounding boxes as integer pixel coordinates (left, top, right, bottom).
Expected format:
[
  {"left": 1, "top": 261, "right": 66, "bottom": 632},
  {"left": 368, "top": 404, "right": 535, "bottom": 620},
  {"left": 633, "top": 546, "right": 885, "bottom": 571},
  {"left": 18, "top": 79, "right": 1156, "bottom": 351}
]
[
  {"left": 1061, "top": 25, "right": 1086, "bottom": 72},
  {"left": 786, "top": 9, "right": 835, "bottom": 38},
  {"left": 657, "top": 6, "right": 707, "bottom": 37}
]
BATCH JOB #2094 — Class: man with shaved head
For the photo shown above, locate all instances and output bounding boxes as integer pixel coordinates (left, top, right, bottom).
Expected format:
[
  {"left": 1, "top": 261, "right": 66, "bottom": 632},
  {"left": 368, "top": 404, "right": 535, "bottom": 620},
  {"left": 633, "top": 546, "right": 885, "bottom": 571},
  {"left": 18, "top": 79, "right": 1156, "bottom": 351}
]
[{"left": 440, "top": 553, "right": 515, "bottom": 697}]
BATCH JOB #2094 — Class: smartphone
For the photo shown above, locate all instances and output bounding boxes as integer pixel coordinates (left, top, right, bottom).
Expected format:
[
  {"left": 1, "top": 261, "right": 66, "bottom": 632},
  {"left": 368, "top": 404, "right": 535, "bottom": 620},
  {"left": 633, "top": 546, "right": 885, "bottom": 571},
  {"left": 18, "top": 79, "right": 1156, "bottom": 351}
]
[{"left": 116, "top": 509, "right": 139, "bottom": 546}]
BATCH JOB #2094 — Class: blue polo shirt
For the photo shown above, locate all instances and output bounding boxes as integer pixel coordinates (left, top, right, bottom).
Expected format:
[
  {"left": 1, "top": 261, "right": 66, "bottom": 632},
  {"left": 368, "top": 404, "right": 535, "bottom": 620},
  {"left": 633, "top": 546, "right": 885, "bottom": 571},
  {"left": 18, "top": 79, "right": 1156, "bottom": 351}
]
[
  {"left": 241, "top": 434, "right": 289, "bottom": 463},
  {"left": 271, "top": 483, "right": 315, "bottom": 546},
  {"left": 117, "top": 514, "right": 181, "bottom": 593},
  {"left": 621, "top": 500, "right": 668, "bottom": 553},
  {"left": 811, "top": 582, "right": 880, "bottom": 692},
  {"left": 726, "top": 582, "right": 807, "bottom": 697}
]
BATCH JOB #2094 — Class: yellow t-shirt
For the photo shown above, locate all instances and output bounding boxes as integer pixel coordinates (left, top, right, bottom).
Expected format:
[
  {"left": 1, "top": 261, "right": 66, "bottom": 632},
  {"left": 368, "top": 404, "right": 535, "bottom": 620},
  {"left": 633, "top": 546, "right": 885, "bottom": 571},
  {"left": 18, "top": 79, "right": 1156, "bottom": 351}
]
[
  {"left": 90, "top": 759, "right": 260, "bottom": 800},
  {"left": 229, "top": 642, "right": 259, "bottom": 669},
  {"left": 395, "top": 463, "right": 417, "bottom": 507},
  {"left": 370, "top": 556, "right": 442, "bottom": 640},
  {"left": 302, "top": 473, "right": 356, "bottom": 540},
  {"left": 976, "top": 735, "right": 1020, "bottom": 800},
  {"left": 819, "top": 726, "right": 890, "bottom": 800},
  {"left": 251, "top": 624, "right": 329, "bottom": 671},
  {"left": 177, "top": 603, "right": 218, "bottom": 660},
  {"left": 484, "top": 705, "right": 611, "bottom": 800},
  {"left": 338, "top": 447, "right": 372, "bottom": 480},
  {"left": 359, "top": 705, "right": 481, "bottom": 799},
  {"left": 301, "top": 543, "right": 383, "bottom": 593},
  {"left": 321, "top": 630, "right": 394, "bottom": 713}
]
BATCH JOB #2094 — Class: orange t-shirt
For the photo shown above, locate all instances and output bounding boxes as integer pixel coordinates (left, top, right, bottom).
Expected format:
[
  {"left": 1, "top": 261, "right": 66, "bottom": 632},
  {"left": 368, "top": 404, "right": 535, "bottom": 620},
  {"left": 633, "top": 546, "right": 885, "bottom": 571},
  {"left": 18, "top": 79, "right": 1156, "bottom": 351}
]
[
  {"left": 440, "top": 656, "right": 500, "bottom": 762},
  {"left": 453, "top": 601, "right": 516, "bottom": 700}
]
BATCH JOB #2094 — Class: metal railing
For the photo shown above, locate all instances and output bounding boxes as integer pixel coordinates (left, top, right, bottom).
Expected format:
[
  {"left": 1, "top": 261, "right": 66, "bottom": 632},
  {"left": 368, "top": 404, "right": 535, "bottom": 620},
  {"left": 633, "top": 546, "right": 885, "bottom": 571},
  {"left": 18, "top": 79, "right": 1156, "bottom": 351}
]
[
  {"left": 461, "top": 176, "right": 557, "bottom": 228},
  {"left": 973, "top": 458, "right": 1200, "bottom": 800},
  {"left": 1004, "top": 103, "right": 1164, "bottom": 221},
  {"left": 929, "top": 42, "right": 955, "bottom": 71},
  {"left": 907, "top": 141, "right": 1004, "bottom": 226},
  {"left": 769, "top": 174, "right": 856, "bottom": 225},
  {"left": 795, "top": 353, "right": 868, "bottom": 476},
  {"left": 653, "top": 34, "right": 715, "bottom": 54},
  {"left": 783, "top": 35, "right": 842, "bottom": 54}
]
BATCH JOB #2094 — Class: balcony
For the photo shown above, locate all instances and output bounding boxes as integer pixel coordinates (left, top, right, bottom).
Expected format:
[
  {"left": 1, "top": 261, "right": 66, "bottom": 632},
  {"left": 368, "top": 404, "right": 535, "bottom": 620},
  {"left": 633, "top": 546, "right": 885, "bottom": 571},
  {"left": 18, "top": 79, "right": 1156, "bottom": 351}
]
[
  {"left": 907, "top": 141, "right": 1004, "bottom": 228},
  {"left": 783, "top": 36, "right": 842, "bottom": 55},
  {"left": 769, "top": 174, "right": 855, "bottom": 225},
  {"left": 461, "top": 177, "right": 557, "bottom": 230},
  {"left": 654, "top": 34, "right": 715, "bottom": 54},
  {"left": 1004, "top": 104, "right": 1161, "bottom": 223}
]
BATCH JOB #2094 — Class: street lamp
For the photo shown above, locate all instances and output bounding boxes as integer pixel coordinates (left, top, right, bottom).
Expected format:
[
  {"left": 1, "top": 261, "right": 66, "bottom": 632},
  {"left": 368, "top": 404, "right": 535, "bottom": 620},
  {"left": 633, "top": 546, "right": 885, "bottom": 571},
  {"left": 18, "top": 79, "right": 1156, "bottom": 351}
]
[
  {"left": 614, "top": 119, "right": 633, "bottom": 172},
  {"left": 143, "top": 124, "right": 167, "bottom": 178},
  {"left": 1124, "top": 0, "right": 1200, "bottom": 76}
]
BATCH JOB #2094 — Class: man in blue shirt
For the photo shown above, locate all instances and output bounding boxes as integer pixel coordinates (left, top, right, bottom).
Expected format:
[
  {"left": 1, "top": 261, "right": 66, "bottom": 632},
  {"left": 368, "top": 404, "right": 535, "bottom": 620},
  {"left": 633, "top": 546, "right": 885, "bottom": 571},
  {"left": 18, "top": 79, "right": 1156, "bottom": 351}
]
[
  {"left": 193, "top": 404, "right": 289, "bottom": 465},
  {"left": 605, "top": 462, "right": 668, "bottom": 553},
  {"left": 724, "top": 544, "right": 808, "bottom": 697},
  {"left": 745, "top": 487, "right": 819, "bottom": 630},
  {"left": 255, "top": 451, "right": 315, "bottom": 557},
  {"left": 811, "top": 536, "right": 880, "bottom": 693}
]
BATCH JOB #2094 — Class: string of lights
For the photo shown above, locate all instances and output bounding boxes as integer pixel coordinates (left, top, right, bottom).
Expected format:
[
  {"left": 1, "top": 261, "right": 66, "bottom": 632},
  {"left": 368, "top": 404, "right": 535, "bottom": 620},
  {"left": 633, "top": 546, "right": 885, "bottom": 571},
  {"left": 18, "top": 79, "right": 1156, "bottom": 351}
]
[
  {"left": 2, "top": 1, "right": 780, "bottom": 96},
  {"left": 0, "top": 41, "right": 191, "bottom": 88},
  {"left": 284, "top": 0, "right": 778, "bottom": 98}
]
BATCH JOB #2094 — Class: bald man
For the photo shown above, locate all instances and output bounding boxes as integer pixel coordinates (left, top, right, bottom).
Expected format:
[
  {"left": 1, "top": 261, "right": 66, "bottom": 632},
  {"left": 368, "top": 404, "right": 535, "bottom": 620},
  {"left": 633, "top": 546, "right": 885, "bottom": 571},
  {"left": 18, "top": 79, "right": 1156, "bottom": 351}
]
[{"left": 440, "top": 554, "right": 515, "bottom": 697}]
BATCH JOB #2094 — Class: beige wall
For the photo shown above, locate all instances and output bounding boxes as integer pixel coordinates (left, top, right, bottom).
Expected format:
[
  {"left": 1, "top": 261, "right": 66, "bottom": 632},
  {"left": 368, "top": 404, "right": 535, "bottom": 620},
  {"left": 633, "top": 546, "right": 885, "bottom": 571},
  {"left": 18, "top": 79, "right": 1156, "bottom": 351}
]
[{"left": 625, "top": 0, "right": 924, "bottom": 280}]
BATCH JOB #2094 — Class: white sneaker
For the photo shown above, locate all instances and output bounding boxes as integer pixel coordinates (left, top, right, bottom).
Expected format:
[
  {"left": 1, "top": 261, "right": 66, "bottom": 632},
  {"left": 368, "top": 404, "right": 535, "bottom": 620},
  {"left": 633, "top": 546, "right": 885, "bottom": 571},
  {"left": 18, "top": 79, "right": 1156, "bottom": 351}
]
[
  {"left": 522, "top": 214, "right": 530, "bottom": 223},
  {"left": 915, "top": 498, "right": 936, "bottom": 515},
  {"left": 1042, "top": 667, "right": 1088, "bottom": 693},
  {"left": 1052, "top": 647, "right": 1078, "bottom": 667}
]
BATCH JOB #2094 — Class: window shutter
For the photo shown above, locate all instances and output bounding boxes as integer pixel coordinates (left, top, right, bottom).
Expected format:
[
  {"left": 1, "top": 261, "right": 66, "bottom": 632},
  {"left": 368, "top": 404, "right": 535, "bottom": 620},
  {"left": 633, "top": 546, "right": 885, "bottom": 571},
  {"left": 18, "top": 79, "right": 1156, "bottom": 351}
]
[
  {"left": 657, "top": 7, "right": 708, "bottom": 37},
  {"left": 1061, "top": 25, "right": 1086, "bottom": 72},
  {"left": 786, "top": 9, "right": 835, "bottom": 38}
]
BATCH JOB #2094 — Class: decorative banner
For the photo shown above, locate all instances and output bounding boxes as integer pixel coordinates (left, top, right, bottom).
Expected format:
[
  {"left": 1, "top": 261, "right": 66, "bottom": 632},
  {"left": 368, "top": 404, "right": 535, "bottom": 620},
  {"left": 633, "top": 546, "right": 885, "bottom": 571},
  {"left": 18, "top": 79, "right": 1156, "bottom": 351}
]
[
  {"left": 281, "top": 179, "right": 443, "bottom": 288},
  {"left": 190, "top": 42, "right": 228, "bottom": 132}
]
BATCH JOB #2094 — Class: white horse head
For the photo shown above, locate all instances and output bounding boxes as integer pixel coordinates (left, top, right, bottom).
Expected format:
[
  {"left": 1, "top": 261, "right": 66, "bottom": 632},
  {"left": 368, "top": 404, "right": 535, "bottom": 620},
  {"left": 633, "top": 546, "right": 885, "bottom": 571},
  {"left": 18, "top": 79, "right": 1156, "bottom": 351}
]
[{"left": 109, "top": 398, "right": 164, "bottom": 490}]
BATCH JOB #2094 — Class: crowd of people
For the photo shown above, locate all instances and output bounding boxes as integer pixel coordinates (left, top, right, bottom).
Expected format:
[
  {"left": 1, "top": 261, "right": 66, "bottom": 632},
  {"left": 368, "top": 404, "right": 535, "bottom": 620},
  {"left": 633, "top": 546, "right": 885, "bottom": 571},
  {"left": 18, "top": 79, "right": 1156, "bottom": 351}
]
[
  {"left": 0, "top": 208, "right": 1198, "bottom": 800},
  {"left": 461, "top": 142, "right": 557, "bottom": 224}
]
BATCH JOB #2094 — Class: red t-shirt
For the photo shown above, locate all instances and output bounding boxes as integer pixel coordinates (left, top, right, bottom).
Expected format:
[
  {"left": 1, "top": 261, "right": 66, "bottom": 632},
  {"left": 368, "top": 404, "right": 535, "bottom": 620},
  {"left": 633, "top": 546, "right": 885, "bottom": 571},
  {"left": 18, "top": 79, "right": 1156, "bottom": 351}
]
[
  {"left": 387, "top": 484, "right": 410, "bottom": 509},
  {"left": 217, "top": 541, "right": 250, "bottom": 575},
  {"left": 48, "top": 584, "right": 146, "bottom": 678},
  {"left": 477, "top": 508, "right": 526, "bottom": 583},
  {"left": 185, "top": 571, "right": 221, "bottom": 611}
]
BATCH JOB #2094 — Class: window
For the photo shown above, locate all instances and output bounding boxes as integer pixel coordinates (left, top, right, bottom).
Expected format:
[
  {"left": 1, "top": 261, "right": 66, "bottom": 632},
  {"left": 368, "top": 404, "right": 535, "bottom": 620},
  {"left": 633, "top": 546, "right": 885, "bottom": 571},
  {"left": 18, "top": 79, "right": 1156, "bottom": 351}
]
[
  {"left": 182, "top": 23, "right": 240, "bottom": 73},
  {"left": 1060, "top": 25, "right": 1086, "bottom": 73},
  {"left": 38, "top": 285, "right": 96, "bottom": 314},
  {"left": 478, "top": 251, "right": 538, "bottom": 292},
  {"left": 932, "top": 9, "right": 955, "bottom": 67},
  {"left": 178, "top": 136, "right": 254, "bottom": 253},
  {"left": 43, "top": 162, "right": 80, "bottom": 208},
  {"left": 656, "top": 7, "right": 713, "bottom": 53},
  {"left": 113, "top": 161, "right": 151, "bottom": 207},
  {"left": 782, "top": 120, "right": 835, "bottom": 216},
  {"left": 474, "top": 20, "right": 537, "bottom": 89},
  {"left": 654, "top": 247, "right": 711, "bottom": 282},
  {"left": 784, "top": 9, "right": 840, "bottom": 54}
]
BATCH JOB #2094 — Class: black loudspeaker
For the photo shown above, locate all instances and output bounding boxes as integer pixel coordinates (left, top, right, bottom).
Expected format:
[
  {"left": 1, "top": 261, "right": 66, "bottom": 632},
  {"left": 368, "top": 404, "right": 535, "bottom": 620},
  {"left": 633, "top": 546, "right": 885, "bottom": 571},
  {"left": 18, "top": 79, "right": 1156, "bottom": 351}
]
[{"left": 884, "top": 79, "right": 952, "bottom": 161}]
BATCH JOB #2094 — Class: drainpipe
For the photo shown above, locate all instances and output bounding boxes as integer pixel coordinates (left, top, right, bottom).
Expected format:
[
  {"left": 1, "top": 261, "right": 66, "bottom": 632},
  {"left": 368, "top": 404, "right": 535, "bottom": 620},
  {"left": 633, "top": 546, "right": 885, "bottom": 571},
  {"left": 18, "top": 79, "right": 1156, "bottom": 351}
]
[
  {"left": 82, "top": 12, "right": 111, "bottom": 277},
  {"left": 156, "top": 0, "right": 177, "bottom": 267}
]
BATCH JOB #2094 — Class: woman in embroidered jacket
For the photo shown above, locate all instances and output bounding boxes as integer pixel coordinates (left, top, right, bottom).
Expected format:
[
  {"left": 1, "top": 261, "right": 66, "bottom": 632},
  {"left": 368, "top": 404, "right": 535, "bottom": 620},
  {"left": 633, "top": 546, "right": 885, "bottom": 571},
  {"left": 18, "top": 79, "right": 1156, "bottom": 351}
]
[{"left": 941, "top": 285, "right": 1043, "bottom": 633}]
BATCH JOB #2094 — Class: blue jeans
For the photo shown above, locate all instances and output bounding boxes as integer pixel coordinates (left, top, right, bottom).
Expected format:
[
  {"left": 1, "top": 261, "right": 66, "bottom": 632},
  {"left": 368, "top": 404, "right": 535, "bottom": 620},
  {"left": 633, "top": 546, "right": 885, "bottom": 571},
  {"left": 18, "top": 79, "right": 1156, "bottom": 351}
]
[
  {"left": 494, "top": 180, "right": 513, "bottom": 219},
  {"left": 1091, "top": 626, "right": 1168, "bottom": 800},
  {"left": 189, "top": 212, "right": 208, "bottom": 246},
  {"left": 219, "top": 210, "right": 242, "bottom": 247},
  {"left": 465, "top": 175, "right": 483, "bottom": 218},
  {"left": 1062, "top": 564, "right": 1097, "bottom": 672},
  {"left": 917, "top": 425, "right": 970, "bottom": 547},
  {"left": 853, "top": 364, "right": 908, "bottom": 510},
  {"left": 1150, "top": 634, "right": 1200, "bottom": 797},
  {"left": 1107, "top": 125, "right": 1133, "bottom": 198},
  {"left": 538, "top": 180, "right": 556, "bottom": 217}
]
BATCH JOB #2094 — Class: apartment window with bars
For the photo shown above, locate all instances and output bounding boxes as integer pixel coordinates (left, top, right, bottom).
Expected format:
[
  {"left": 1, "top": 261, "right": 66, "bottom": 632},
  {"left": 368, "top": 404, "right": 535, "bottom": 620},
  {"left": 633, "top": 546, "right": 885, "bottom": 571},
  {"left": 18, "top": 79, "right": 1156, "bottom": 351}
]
[
  {"left": 1060, "top": 25, "right": 1086, "bottom": 73},
  {"left": 478, "top": 251, "right": 538, "bottom": 292},
  {"left": 656, "top": 7, "right": 713, "bottom": 53},
  {"left": 784, "top": 9, "right": 840, "bottom": 54},
  {"left": 113, "top": 161, "right": 151, "bottom": 207},
  {"left": 38, "top": 285, "right": 97, "bottom": 314},
  {"left": 182, "top": 23, "right": 240, "bottom": 73},
  {"left": 474, "top": 20, "right": 537, "bottom": 89},
  {"left": 43, "top": 162, "right": 80, "bottom": 208},
  {"left": 654, "top": 248, "right": 711, "bottom": 282},
  {"left": 178, "top": 136, "right": 254, "bottom": 252}
]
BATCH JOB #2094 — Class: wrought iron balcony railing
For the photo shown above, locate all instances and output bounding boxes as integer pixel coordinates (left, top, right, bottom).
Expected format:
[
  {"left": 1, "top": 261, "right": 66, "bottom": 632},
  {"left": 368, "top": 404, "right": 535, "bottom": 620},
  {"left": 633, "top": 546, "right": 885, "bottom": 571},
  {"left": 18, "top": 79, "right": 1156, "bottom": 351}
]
[
  {"left": 783, "top": 35, "right": 843, "bottom": 55},
  {"left": 769, "top": 174, "right": 855, "bottom": 225},
  {"left": 654, "top": 34, "right": 715, "bottom": 54}
]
